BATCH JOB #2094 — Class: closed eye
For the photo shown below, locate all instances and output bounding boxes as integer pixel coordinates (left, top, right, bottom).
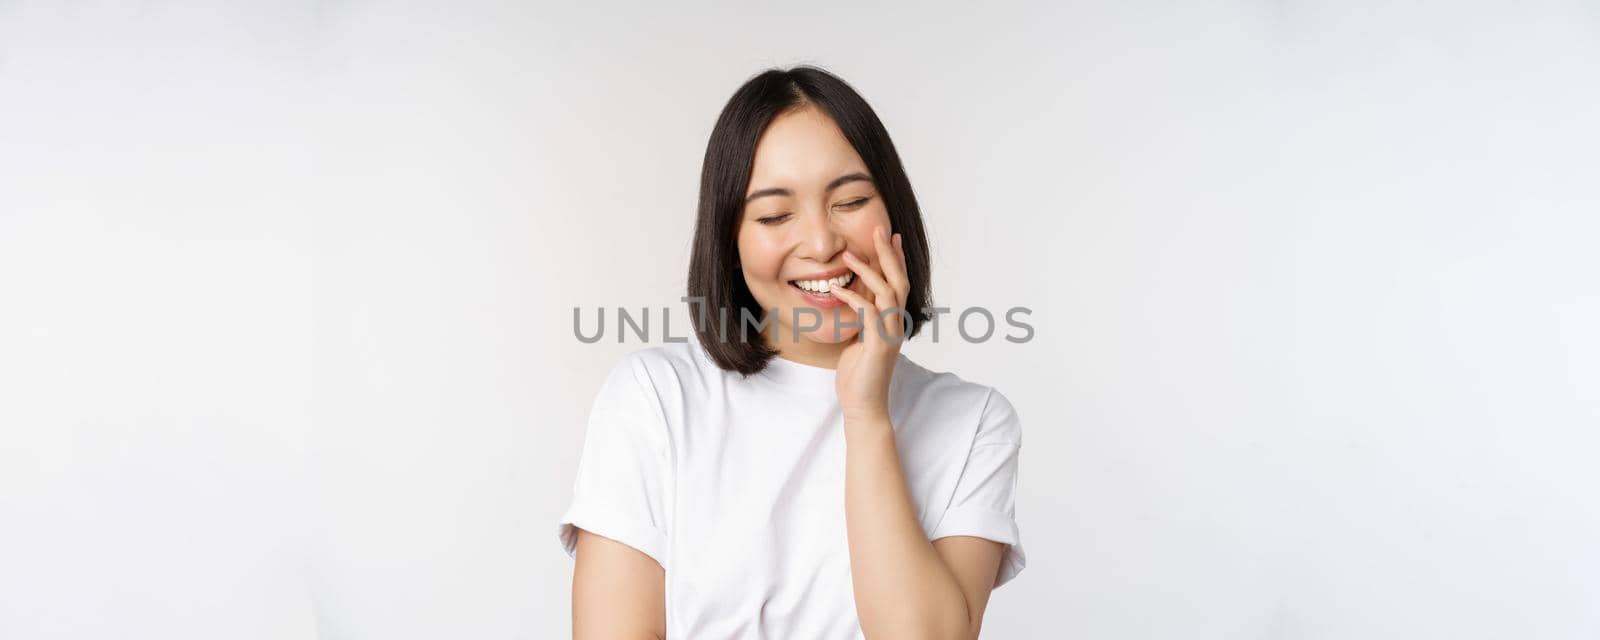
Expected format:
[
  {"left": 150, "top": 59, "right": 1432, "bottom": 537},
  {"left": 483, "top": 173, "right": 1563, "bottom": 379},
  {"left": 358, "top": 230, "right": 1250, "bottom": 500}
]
[
  {"left": 757, "top": 213, "right": 792, "bottom": 226},
  {"left": 835, "top": 197, "right": 870, "bottom": 211}
]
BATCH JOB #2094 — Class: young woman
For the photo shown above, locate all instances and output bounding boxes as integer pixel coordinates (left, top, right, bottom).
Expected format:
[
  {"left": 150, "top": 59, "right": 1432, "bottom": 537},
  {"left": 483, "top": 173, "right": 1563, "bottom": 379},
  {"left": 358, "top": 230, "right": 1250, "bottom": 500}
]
[{"left": 558, "top": 65, "right": 1025, "bottom": 639}]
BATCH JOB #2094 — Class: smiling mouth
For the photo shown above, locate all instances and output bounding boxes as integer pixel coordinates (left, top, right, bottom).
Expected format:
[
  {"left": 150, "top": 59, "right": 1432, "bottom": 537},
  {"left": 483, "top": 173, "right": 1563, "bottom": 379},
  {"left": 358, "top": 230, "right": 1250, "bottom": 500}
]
[{"left": 788, "top": 272, "right": 856, "bottom": 297}]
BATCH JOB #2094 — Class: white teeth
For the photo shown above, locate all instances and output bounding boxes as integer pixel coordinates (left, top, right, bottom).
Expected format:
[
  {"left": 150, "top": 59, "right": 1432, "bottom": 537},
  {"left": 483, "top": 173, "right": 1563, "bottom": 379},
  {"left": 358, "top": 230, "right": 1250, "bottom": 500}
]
[{"left": 793, "top": 272, "right": 854, "bottom": 294}]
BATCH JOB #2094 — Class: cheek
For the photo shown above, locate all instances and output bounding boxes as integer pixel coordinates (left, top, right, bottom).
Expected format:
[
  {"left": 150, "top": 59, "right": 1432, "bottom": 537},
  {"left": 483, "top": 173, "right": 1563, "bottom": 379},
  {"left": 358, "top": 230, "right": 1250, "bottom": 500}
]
[
  {"left": 736, "top": 235, "right": 786, "bottom": 284},
  {"left": 843, "top": 206, "right": 892, "bottom": 243},
  {"left": 839, "top": 224, "right": 884, "bottom": 259}
]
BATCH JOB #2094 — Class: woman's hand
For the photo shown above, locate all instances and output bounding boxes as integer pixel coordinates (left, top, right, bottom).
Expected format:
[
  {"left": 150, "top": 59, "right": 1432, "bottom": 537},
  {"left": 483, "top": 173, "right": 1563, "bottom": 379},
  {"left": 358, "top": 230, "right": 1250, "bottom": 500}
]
[{"left": 832, "top": 224, "right": 910, "bottom": 426}]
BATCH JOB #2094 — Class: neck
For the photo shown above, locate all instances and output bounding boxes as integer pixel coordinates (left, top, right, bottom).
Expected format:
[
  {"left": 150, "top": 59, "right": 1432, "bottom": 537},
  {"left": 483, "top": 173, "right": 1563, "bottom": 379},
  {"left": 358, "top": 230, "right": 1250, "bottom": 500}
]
[{"left": 763, "top": 325, "right": 847, "bottom": 369}]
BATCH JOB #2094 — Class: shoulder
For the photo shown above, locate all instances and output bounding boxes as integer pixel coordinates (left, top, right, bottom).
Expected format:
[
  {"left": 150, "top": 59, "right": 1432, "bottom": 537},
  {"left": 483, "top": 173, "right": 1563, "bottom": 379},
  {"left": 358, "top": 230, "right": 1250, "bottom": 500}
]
[
  {"left": 586, "top": 343, "right": 716, "bottom": 448},
  {"left": 893, "top": 355, "right": 1023, "bottom": 447}
]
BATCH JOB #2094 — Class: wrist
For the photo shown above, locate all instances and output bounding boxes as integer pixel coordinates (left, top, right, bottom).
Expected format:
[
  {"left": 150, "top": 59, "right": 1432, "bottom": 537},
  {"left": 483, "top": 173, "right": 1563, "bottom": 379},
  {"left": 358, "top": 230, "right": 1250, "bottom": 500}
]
[
  {"left": 844, "top": 408, "right": 896, "bottom": 428},
  {"left": 842, "top": 409, "right": 892, "bottom": 432}
]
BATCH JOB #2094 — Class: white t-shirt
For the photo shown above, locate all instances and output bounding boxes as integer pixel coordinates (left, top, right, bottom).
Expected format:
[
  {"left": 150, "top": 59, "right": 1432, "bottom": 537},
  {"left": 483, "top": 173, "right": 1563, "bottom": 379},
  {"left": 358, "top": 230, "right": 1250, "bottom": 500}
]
[{"left": 557, "top": 337, "right": 1025, "bottom": 638}]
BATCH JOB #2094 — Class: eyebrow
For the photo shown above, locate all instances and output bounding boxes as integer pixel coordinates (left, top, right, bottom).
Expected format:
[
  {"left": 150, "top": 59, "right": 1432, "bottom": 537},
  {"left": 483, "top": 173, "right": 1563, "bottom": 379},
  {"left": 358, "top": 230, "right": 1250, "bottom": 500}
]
[{"left": 744, "top": 172, "right": 873, "bottom": 204}]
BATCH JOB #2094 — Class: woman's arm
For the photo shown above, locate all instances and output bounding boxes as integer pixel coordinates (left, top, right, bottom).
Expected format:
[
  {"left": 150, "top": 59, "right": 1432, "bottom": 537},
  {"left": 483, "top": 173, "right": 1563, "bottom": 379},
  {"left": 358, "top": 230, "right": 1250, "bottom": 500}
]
[
  {"left": 833, "top": 227, "right": 1008, "bottom": 638},
  {"left": 571, "top": 529, "right": 666, "bottom": 640},
  {"left": 844, "top": 416, "right": 1005, "bottom": 640}
]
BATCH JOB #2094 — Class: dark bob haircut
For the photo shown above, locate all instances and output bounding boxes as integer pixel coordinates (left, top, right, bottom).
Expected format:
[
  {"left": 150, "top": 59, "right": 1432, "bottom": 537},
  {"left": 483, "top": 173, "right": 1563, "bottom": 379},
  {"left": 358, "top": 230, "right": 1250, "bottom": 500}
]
[{"left": 687, "top": 65, "right": 934, "bottom": 376}]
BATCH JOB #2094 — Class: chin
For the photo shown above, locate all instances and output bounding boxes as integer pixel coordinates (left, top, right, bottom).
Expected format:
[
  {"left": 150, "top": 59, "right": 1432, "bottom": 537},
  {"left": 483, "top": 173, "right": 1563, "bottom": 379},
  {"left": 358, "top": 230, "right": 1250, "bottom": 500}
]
[{"left": 803, "top": 322, "right": 860, "bottom": 344}]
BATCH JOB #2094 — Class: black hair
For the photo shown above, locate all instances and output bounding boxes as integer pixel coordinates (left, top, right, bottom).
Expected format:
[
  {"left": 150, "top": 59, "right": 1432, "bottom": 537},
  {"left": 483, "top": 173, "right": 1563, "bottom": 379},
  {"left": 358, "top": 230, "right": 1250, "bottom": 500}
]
[{"left": 687, "top": 65, "right": 934, "bottom": 375}]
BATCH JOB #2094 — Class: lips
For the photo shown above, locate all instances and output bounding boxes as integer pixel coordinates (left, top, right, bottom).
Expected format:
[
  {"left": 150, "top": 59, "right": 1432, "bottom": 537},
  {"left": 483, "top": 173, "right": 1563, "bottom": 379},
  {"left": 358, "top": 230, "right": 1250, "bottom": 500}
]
[
  {"left": 788, "top": 271, "right": 856, "bottom": 296},
  {"left": 787, "top": 270, "right": 859, "bottom": 310}
]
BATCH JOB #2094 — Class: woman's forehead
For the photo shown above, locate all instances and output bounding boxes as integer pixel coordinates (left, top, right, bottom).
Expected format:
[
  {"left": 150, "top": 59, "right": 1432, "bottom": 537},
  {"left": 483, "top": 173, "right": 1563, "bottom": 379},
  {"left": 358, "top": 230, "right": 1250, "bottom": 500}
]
[{"left": 749, "top": 112, "right": 869, "bottom": 194}]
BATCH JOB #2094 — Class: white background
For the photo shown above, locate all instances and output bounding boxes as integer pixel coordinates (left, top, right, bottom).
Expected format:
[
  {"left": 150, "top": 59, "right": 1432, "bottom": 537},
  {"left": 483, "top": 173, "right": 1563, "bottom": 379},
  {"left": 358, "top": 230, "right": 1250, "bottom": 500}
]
[{"left": 3, "top": 1, "right": 1598, "bottom": 638}]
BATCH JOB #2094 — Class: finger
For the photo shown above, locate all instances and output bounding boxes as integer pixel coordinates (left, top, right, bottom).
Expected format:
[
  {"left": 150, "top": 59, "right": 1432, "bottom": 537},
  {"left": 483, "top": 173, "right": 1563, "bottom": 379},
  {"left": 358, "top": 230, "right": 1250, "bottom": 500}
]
[
  {"left": 880, "top": 305, "right": 908, "bottom": 343},
  {"left": 842, "top": 250, "right": 895, "bottom": 313},
  {"left": 830, "top": 284, "right": 884, "bottom": 345},
  {"left": 874, "top": 226, "right": 910, "bottom": 303},
  {"left": 892, "top": 232, "right": 909, "bottom": 299},
  {"left": 836, "top": 277, "right": 902, "bottom": 346}
]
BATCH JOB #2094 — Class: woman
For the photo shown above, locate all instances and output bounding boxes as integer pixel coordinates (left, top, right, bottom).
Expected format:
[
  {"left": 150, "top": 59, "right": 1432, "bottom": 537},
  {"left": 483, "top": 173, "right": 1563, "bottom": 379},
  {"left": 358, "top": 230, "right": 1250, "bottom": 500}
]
[{"left": 558, "top": 65, "right": 1025, "bottom": 639}]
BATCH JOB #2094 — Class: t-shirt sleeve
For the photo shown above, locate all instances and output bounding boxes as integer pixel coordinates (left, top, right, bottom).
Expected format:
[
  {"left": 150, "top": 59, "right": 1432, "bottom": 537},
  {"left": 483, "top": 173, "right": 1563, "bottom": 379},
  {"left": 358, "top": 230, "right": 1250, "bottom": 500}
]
[
  {"left": 556, "top": 354, "right": 672, "bottom": 570},
  {"left": 929, "top": 386, "right": 1026, "bottom": 588}
]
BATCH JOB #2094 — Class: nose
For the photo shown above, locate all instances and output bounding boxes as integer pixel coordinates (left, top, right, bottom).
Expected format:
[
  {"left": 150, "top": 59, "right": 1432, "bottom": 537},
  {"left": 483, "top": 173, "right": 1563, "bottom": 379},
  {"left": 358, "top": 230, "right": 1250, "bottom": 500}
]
[{"left": 793, "top": 207, "right": 845, "bottom": 262}]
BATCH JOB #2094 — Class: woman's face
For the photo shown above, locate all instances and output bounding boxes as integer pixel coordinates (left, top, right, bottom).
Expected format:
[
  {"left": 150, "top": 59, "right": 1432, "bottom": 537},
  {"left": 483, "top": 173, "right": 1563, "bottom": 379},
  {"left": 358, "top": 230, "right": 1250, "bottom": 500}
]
[{"left": 737, "top": 104, "right": 891, "bottom": 347}]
